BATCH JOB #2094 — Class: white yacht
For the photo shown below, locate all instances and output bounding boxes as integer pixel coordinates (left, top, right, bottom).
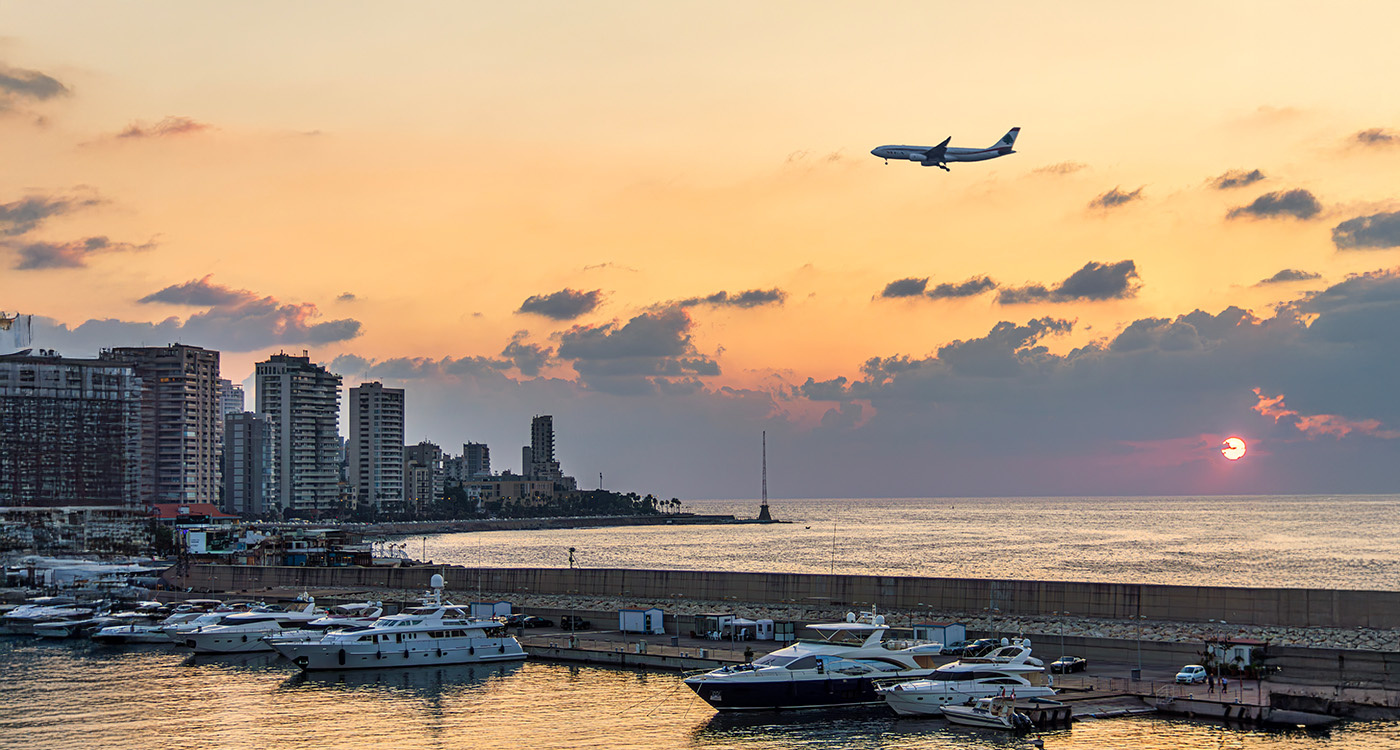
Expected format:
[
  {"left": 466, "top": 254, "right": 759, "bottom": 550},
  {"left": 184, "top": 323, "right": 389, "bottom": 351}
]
[
  {"left": 683, "top": 609, "right": 945, "bottom": 711},
  {"left": 0, "top": 598, "right": 101, "bottom": 635},
  {"left": 940, "top": 696, "right": 1035, "bottom": 730},
  {"left": 262, "top": 602, "right": 385, "bottom": 646},
  {"left": 268, "top": 576, "right": 526, "bottom": 671},
  {"left": 876, "top": 640, "right": 1056, "bottom": 717},
  {"left": 181, "top": 598, "right": 325, "bottom": 654},
  {"left": 157, "top": 601, "right": 261, "bottom": 642}
]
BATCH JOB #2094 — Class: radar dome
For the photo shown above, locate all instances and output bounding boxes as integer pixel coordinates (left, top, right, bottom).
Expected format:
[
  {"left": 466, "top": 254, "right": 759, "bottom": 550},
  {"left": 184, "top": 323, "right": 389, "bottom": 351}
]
[
  {"left": 873, "top": 614, "right": 886, "bottom": 625},
  {"left": 846, "top": 612, "right": 857, "bottom": 623},
  {"left": 430, "top": 573, "right": 444, "bottom": 589}
]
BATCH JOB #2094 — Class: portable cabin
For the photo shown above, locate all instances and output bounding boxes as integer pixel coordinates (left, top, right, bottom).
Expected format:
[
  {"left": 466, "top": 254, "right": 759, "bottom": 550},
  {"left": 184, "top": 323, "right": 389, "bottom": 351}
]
[
  {"left": 913, "top": 621, "right": 965, "bottom": 646},
  {"left": 471, "top": 601, "right": 512, "bottom": 619},
  {"left": 692, "top": 612, "right": 734, "bottom": 640},
  {"left": 619, "top": 607, "right": 666, "bottom": 634}
]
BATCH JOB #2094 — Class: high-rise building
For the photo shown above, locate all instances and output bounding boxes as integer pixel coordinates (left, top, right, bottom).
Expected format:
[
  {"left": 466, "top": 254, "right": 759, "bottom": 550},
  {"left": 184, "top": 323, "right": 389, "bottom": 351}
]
[
  {"left": 527, "top": 414, "right": 561, "bottom": 481},
  {"left": 102, "top": 344, "right": 222, "bottom": 504},
  {"left": 404, "top": 440, "right": 444, "bottom": 513},
  {"left": 464, "top": 442, "right": 491, "bottom": 478},
  {"left": 219, "top": 379, "right": 245, "bottom": 416},
  {"left": 224, "top": 411, "right": 276, "bottom": 516},
  {"left": 0, "top": 352, "right": 142, "bottom": 506},
  {"left": 348, "top": 381, "right": 404, "bottom": 513},
  {"left": 256, "top": 353, "right": 342, "bottom": 514}
]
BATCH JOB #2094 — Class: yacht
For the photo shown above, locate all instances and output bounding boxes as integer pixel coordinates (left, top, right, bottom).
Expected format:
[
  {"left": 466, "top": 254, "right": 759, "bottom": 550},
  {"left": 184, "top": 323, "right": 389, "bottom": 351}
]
[
  {"left": 157, "top": 601, "right": 260, "bottom": 642},
  {"left": 181, "top": 598, "right": 325, "bottom": 654},
  {"left": 262, "top": 602, "right": 385, "bottom": 646},
  {"left": 0, "top": 598, "right": 101, "bottom": 635},
  {"left": 940, "top": 696, "right": 1035, "bottom": 730},
  {"left": 268, "top": 576, "right": 526, "bottom": 671},
  {"left": 682, "top": 610, "right": 945, "bottom": 711},
  {"left": 876, "top": 640, "right": 1056, "bottom": 716}
]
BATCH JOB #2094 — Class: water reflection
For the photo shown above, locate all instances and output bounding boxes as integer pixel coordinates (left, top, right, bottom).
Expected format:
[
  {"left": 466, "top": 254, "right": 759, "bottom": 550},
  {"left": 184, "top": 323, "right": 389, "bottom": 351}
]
[
  {"left": 691, "top": 708, "right": 1040, "bottom": 749},
  {"left": 183, "top": 650, "right": 285, "bottom": 672},
  {"left": 282, "top": 660, "right": 521, "bottom": 697}
]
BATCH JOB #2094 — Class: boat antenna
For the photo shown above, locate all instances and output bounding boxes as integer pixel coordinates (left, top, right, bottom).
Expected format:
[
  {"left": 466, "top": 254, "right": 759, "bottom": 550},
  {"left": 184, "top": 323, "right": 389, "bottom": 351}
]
[{"left": 757, "top": 431, "right": 772, "bottom": 522}]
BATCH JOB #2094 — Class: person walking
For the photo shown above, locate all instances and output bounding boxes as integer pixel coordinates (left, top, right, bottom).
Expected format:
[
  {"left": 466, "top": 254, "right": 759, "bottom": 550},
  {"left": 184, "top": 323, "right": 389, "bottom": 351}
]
[
  {"left": 1208, "top": 672, "right": 1216, "bottom": 693},
  {"left": 1221, "top": 675, "right": 1229, "bottom": 694}
]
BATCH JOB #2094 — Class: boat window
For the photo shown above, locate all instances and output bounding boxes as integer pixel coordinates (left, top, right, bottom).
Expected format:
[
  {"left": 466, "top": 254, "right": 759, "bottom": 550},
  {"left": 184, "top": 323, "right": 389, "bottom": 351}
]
[
  {"left": 358, "top": 635, "right": 374, "bottom": 642},
  {"left": 931, "top": 669, "right": 977, "bottom": 681},
  {"left": 786, "top": 656, "right": 820, "bottom": 671},
  {"left": 753, "top": 654, "right": 795, "bottom": 667}
]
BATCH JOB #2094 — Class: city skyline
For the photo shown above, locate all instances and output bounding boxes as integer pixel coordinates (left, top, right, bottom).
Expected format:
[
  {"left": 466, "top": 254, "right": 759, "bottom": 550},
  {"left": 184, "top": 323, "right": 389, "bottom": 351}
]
[{"left": 3, "top": 3, "right": 1400, "bottom": 499}]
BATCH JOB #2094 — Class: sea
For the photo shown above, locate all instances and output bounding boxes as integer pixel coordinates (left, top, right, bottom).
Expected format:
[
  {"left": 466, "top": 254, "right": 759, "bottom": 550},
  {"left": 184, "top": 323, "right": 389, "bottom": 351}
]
[
  {"left": 4, "top": 494, "right": 1400, "bottom": 749},
  {"left": 419, "top": 495, "right": 1400, "bottom": 590}
]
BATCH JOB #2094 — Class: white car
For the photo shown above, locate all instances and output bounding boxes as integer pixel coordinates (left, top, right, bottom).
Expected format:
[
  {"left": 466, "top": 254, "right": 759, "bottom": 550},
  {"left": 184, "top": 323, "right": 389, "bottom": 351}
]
[{"left": 1175, "top": 664, "right": 1207, "bottom": 684}]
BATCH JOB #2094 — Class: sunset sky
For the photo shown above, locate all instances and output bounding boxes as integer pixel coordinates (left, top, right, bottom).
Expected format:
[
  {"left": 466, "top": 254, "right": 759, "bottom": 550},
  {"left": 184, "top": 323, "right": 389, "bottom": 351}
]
[{"left": 4, "top": 2, "right": 1399, "bottom": 499}]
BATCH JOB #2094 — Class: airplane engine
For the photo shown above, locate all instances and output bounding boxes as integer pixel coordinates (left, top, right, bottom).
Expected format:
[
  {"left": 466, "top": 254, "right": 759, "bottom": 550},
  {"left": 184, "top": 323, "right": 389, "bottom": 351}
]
[{"left": 907, "top": 153, "right": 923, "bottom": 161}]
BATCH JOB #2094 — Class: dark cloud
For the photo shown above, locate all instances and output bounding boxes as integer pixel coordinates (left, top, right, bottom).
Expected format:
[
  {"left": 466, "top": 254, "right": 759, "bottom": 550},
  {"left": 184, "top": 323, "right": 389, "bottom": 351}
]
[
  {"left": 880, "top": 278, "right": 928, "bottom": 299},
  {"left": 678, "top": 288, "right": 786, "bottom": 308},
  {"left": 139, "top": 275, "right": 249, "bottom": 306},
  {"left": 0, "top": 191, "right": 103, "bottom": 236},
  {"left": 337, "top": 292, "right": 357, "bottom": 302},
  {"left": 1032, "top": 162, "right": 1087, "bottom": 175},
  {"left": 1227, "top": 189, "right": 1323, "bottom": 221},
  {"left": 998, "top": 260, "right": 1140, "bottom": 304},
  {"left": 517, "top": 288, "right": 603, "bottom": 320},
  {"left": 12, "top": 236, "right": 155, "bottom": 270},
  {"left": 1352, "top": 129, "right": 1398, "bottom": 147},
  {"left": 556, "top": 307, "right": 719, "bottom": 395},
  {"left": 115, "top": 116, "right": 211, "bottom": 139},
  {"left": 1211, "top": 169, "right": 1266, "bottom": 190},
  {"left": 1088, "top": 186, "right": 1144, "bottom": 210},
  {"left": 35, "top": 281, "right": 361, "bottom": 354},
  {"left": 1332, "top": 210, "right": 1400, "bottom": 250},
  {"left": 1257, "top": 269, "right": 1321, "bottom": 285},
  {"left": 935, "top": 318, "right": 1074, "bottom": 377},
  {"left": 928, "top": 276, "right": 998, "bottom": 299},
  {"left": 502, "top": 333, "right": 553, "bottom": 377},
  {"left": 0, "top": 64, "right": 69, "bottom": 114}
]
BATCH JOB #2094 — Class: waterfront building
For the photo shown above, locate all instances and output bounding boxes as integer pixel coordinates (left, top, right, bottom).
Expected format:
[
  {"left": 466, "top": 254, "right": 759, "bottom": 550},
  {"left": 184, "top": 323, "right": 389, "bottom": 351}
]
[
  {"left": 404, "top": 440, "right": 444, "bottom": 513},
  {"left": 460, "top": 472, "right": 556, "bottom": 507},
  {"left": 0, "top": 505, "right": 149, "bottom": 554},
  {"left": 255, "top": 353, "right": 342, "bottom": 515},
  {"left": 464, "top": 441, "right": 491, "bottom": 478},
  {"left": 527, "top": 415, "right": 562, "bottom": 481},
  {"left": 348, "top": 381, "right": 405, "bottom": 514},
  {"left": 0, "top": 352, "right": 142, "bottom": 507},
  {"left": 224, "top": 411, "right": 277, "bottom": 516},
  {"left": 102, "top": 344, "right": 222, "bottom": 504},
  {"left": 219, "top": 378, "right": 245, "bottom": 416}
]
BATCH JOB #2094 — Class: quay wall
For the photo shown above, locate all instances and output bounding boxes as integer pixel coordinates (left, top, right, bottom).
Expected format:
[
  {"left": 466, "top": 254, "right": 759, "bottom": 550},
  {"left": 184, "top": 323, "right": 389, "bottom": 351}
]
[{"left": 173, "top": 564, "right": 1400, "bottom": 630}]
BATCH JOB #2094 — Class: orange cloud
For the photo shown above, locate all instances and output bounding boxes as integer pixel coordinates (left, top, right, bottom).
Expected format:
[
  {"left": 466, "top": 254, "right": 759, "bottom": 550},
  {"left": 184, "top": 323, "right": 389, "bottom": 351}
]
[{"left": 1251, "top": 388, "right": 1400, "bottom": 439}]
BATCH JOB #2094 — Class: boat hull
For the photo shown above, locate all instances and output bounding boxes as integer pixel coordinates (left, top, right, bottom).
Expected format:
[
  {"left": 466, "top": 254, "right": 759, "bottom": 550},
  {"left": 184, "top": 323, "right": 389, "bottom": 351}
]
[
  {"left": 684, "top": 674, "right": 902, "bottom": 711},
  {"left": 270, "top": 636, "right": 526, "bottom": 671},
  {"left": 880, "top": 685, "right": 1057, "bottom": 717}
]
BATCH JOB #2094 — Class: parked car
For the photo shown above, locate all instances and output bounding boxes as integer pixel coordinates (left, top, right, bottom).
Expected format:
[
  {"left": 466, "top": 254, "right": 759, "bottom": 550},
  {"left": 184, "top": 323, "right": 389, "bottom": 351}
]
[
  {"left": 498, "top": 614, "right": 526, "bottom": 628},
  {"left": 1176, "top": 664, "right": 1208, "bottom": 684},
  {"left": 522, "top": 616, "right": 553, "bottom": 628},
  {"left": 964, "top": 638, "right": 1001, "bottom": 657},
  {"left": 560, "top": 615, "right": 591, "bottom": 630},
  {"left": 940, "top": 639, "right": 972, "bottom": 656},
  {"left": 1050, "top": 655, "right": 1087, "bottom": 673}
]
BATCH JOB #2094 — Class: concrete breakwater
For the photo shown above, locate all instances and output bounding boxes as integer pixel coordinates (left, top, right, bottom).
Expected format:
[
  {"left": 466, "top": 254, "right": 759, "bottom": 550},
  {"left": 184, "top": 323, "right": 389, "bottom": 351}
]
[{"left": 176, "top": 563, "right": 1400, "bottom": 631}]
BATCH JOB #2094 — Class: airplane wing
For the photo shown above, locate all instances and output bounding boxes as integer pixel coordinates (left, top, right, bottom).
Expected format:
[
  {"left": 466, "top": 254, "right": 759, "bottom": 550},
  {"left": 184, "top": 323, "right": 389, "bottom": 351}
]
[{"left": 923, "top": 136, "right": 952, "bottom": 161}]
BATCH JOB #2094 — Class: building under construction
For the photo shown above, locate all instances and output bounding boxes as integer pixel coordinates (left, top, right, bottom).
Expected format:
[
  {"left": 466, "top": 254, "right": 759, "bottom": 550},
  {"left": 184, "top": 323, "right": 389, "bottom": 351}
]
[{"left": 0, "top": 351, "right": 142, "bottom": 506}]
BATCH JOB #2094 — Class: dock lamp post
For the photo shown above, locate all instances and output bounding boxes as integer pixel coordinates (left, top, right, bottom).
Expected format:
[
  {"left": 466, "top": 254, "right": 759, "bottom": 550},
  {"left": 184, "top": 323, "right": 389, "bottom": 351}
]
[
  {"left": 1052, "top": 611, "right": 1068, "bottom": 660},
  {"left": 1134, "top": 614, "right": 1148, "bottom": 681}
]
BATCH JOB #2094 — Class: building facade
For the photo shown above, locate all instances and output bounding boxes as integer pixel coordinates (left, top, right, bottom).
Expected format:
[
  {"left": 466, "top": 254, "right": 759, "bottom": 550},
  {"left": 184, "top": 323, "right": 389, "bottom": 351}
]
[
  {"left": 103, "top": 344, "right": 222, "bottom": 504},
  {"left": 255, "top": 353, "right": 342, "bottom": 515},
  {"left": 223, "top": 411, "right": 276, "bottom": 516},
  {"left": 348, "top": 381, "right": 405, "bottom": 513},
  {"left": 528, "top": 414, "right": 562, "bottom": 481},
  {"left": 404, "top": 440, "right": 444, "bottom": 513},
  {"left": 219, "top": 378, "right": 245, "bottom": 416},
  {"left": 464, "top": 441, "right": 491, "bottom": 478},
  {"left": 0, "top": 352, "right": 142, "bottom": 506}
]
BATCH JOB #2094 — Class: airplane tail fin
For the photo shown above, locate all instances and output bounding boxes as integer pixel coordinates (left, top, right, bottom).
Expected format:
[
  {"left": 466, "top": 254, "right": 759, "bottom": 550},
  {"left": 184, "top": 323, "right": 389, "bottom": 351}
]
[{"left": 991, "top": 127, "right": 1020, "bottom": 150}]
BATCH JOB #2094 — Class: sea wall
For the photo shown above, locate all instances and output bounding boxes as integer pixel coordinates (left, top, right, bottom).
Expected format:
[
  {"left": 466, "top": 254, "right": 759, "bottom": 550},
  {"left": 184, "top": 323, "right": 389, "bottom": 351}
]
[{"left": 172, "top": 564, "right": 1400, "bottom": 630}]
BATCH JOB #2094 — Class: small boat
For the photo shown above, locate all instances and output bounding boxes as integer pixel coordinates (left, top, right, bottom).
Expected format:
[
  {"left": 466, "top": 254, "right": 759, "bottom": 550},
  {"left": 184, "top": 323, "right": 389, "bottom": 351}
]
[
  {"left": 941, "top": 696, "right": 1034, "bottom": 731},
  {"left": 876, "top": 639, "right": 1056, "bottom": 716},
  {"left": 182, "top": 597, "right": 325, "bottom": 654},
  {"left": 34, "top": 615, "right": 121, "bottom": 639}
]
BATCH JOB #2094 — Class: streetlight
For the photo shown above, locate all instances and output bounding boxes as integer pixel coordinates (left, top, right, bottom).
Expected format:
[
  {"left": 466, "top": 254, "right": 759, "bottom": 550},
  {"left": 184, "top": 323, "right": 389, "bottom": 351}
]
[
  {"left": 983, "top": 607, "right": 1001, "bottom": 642},
  {"left": 1133, "top": 614, "right": 1148, "bottom": 681},
  {"left": 1052, "top": 611, "right": 1068, "bottom": 660}
]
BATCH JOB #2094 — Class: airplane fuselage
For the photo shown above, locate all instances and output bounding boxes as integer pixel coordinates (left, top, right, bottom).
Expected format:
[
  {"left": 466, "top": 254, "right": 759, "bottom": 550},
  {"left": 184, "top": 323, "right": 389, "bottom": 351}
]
[
  {"left": 871, "top": 128, "right": 1019, "bottom": 169},
  {"left": 870, "top": 145, "right": 1014, "bottom": 163}
]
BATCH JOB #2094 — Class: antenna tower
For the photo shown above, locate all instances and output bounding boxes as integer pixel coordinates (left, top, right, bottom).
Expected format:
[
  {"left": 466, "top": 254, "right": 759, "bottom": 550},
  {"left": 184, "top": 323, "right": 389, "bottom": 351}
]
[{"left": 758, "top": 431, "right": 772, "bottom": 522}]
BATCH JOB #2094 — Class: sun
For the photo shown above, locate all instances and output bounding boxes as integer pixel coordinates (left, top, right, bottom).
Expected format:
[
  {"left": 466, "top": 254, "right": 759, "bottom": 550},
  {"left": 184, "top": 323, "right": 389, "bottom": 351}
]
[{"left": 1221, "top": 437, "right": 1247, "bottom": 461}]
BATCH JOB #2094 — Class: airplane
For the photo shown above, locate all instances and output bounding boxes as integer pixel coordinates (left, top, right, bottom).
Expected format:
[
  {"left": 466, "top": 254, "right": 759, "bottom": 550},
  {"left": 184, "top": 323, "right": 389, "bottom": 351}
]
[{"left": 871, "top": 127, "right": 1020, "bottom": 171}]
